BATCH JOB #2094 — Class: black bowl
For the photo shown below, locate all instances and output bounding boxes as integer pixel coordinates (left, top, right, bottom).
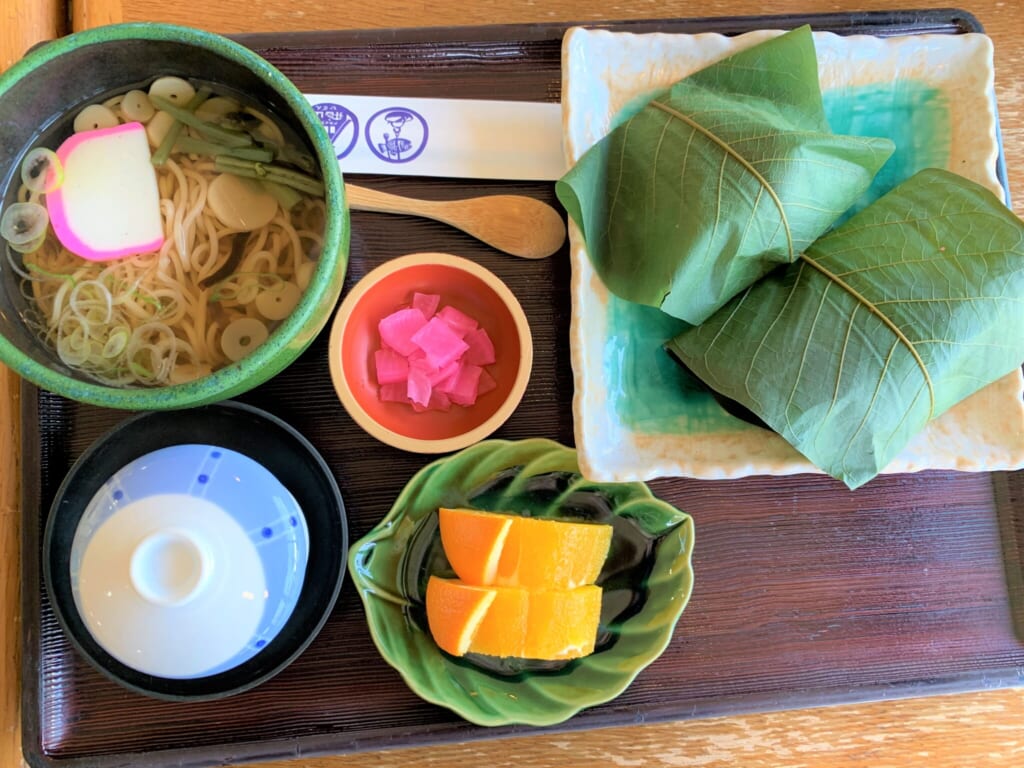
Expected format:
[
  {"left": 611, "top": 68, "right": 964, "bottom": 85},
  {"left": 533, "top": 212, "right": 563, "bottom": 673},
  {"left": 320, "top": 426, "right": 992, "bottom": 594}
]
[{"left": 42, "top": 401, "right": 348, "bottom": 700}]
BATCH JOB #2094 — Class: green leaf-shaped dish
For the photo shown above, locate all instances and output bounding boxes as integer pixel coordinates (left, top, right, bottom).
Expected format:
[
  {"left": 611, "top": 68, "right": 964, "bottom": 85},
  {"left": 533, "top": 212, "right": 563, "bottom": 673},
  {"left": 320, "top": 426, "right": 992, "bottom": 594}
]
[{"left": 347, "top": 438, "right": 695, "bottom": 727}]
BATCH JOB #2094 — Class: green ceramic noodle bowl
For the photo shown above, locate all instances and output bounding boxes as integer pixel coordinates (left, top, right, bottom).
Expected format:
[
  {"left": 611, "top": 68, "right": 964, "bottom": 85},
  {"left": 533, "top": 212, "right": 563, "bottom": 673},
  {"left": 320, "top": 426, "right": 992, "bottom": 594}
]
[
  {"left": 348, "top": 438, "right": 695, "bottom": 727},
  {"left": 0, "top": 23, "right": 347, "bottom": 409}
]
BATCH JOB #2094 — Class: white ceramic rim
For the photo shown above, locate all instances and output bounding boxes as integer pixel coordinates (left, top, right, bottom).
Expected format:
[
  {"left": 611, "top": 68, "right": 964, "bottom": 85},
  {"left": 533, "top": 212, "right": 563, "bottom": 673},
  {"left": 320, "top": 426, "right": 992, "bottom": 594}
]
[{"left": 562, "top": 27, "right": 1024, "bottom": 483}]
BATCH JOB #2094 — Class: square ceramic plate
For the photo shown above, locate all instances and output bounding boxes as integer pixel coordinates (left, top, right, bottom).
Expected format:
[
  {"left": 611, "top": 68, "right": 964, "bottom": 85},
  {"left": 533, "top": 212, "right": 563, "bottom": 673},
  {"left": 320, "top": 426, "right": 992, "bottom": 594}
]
[{"left": 564, "top": 27, "right": 1024, "bottom": 483}]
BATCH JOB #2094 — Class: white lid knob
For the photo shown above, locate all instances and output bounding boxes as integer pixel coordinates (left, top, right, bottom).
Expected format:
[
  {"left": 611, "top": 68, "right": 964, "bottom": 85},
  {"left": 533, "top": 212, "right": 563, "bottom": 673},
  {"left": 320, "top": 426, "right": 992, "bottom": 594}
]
[{"left": 129, "top": 529, "right": 211, "bottom": 607}]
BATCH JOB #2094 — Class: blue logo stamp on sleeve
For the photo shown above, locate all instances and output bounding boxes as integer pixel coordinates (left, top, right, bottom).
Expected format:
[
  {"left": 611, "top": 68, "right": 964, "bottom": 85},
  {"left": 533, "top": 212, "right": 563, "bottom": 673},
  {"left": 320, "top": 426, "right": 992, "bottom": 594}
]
[
  {"left": 365, "top": 107, "right": 429, "bottom": 164},
  {"left": 311, "top": 102, "right": 359, "bottom": 160}
]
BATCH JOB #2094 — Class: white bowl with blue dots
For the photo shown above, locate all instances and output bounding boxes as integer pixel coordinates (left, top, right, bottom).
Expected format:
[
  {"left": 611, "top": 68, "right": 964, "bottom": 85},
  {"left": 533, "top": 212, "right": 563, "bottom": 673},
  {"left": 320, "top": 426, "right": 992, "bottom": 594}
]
[{"left": 69, "top": 443, "right": 310, "bottom": 679}]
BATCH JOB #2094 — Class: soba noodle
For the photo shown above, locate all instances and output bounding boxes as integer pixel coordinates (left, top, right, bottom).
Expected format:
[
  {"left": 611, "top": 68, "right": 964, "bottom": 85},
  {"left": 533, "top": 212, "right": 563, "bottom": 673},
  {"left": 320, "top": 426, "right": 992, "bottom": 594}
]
[{"left": 9, "top": 89, "right": 326, "bottom": 388}]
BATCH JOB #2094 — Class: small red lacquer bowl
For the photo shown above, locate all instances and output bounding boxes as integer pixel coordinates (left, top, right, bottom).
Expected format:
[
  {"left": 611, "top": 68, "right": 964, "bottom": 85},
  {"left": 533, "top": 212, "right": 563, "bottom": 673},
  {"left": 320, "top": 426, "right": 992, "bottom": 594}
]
[{"left": 328, "top": 252, "right": 533, "bottom": 453}]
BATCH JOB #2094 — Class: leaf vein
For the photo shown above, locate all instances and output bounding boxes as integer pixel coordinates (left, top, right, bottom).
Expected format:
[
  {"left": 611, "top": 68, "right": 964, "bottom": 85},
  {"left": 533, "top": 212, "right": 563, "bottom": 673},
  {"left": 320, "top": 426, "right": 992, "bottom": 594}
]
[
  {"left": 650, "top": 99, "right": 794, "bottom": 263},
  {"left": 786, "top": 280, "right": 829, "bottom": 434},
  {"left": 873, "top": 296, "right": 1022, "bottom": 306},
  {"left": 798, "top": 253, "right": 936, "bottom": 418},
  {"left": 744, "top": 262, "right": 807, "bottom": 414},
  {"left": 838, "top": 339, "right": 899, "bottom": 472},
  {"left": 814, "top": 302, "right": 856, "bottom": 453}
]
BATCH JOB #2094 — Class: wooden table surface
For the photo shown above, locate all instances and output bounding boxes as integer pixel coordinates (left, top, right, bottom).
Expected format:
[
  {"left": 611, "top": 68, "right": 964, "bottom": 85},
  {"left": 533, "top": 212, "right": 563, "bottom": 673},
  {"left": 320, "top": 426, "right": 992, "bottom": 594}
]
[{"left": 3, "top": 1, "right": 1023, "bottom": 766}]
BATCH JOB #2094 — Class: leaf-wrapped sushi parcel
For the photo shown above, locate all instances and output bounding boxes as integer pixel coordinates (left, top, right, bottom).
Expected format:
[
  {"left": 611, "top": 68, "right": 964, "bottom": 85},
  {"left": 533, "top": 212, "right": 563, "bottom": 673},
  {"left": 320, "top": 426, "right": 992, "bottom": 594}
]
[
  {"left": 556, "top": 25, "right": 895, "bottom": 325},
  {"left": 667, "top": 169, "right": 1024, "bottom": 489}
]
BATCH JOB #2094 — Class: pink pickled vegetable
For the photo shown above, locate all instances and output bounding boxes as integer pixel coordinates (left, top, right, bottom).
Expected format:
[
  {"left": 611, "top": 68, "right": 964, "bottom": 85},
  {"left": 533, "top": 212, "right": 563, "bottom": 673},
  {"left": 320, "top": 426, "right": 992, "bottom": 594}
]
[
  {"left": 373, "top": 295, "right": 499, "bottom": 413},
  {"left": 437, "top": 305, "right": 478, "bottom": 338},
  {"left": 374, "top": 347, "right": 409, "bottom": 384},
  {"left": 413, "top": 389, "right": 452, "bottom": 413},
  {"left": 406, "top": 350, "right": 457, "bottom": 385},
  {"left": 407, "top": 349, "right": 429, "bottom": 372},
  {"left": 478, "top": 368, "right": 497, "bottom": 396},
  {"left": 411, "top": 317, "right": 469, "bottom": 369},
  {"left": 429, "top": 359, "right": 462, "bottom": 387},
  {"left": 432, "top": 390, "right": 452, "bottom": 411},
  {"left": 378, "top": 307, "right": 427, "bottom": 356},
  {"left": 434, "top": 365, "right": 459, "bottom": 394},
  {"left": 379, "top": 382, "right": 407, "bottom": 402},
  {"left": 463, "top": 326, "right": 496, "bottom": 366},
  {"left": 407, "top": 367, "right": 432, "bottom": 407},
  {"left": 413, "top": 292, "right": 441, "bottom": 319},
  {"left": 444, "top": 364, "right": 484, "bottom": 406}
]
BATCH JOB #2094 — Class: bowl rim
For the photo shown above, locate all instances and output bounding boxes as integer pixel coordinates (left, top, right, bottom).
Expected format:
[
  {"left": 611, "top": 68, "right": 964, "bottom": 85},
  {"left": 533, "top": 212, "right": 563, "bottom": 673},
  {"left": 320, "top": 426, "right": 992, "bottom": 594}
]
[
  {"left": 327, "top": 252, "right": 533, "bottom": 454},
  {"left": 0, "top": 22, "right": 348, "bottom": 410},
  {"left": 42, "top": 400, "right": 349, "bottom": 701}
]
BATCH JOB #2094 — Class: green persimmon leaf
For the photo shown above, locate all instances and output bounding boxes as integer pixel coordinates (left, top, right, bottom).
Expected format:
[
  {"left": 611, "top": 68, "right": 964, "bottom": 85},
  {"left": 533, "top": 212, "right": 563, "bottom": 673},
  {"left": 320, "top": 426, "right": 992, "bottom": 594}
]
[
  {"left": 556, "top": 25, "right": 895, "bottom": 325},
  {"left": 667, "top": 168, "right": 1024, "bottom": 489}
]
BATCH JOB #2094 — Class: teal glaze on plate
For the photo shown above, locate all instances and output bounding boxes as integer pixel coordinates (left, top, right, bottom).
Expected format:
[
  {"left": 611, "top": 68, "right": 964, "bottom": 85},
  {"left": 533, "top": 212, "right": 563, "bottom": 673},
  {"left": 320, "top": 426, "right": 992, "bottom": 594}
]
[
  {"left": 605, "top": 80, "right": 951, "bottom": 432},
  {"left": 606, "top": 296, "right": 744, "bottom": 434},
  {"left": 823, "top": 82, "right": 951, "bottom": 223}
]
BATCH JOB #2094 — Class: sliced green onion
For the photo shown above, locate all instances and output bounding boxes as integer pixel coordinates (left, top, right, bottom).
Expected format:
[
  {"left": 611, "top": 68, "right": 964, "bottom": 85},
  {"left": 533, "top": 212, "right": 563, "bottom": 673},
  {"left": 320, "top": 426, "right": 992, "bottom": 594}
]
[
  {"left": 26, "top": 262, "right": 77, "bottom": 283},
  {"left": 102, "top": 328, "right": 130, "bottom": 358},
  {"left": 129, "top": 361, "right": 154, "bottom": 379},
  {"left": 1, "top": 202, "right": 48, "bottom": 252},
  {"left": 9, "top": 233, "right": 47, "bottom": 255},
  {"left": 21, "top": 148, "right": 63, "bottom": 194}
]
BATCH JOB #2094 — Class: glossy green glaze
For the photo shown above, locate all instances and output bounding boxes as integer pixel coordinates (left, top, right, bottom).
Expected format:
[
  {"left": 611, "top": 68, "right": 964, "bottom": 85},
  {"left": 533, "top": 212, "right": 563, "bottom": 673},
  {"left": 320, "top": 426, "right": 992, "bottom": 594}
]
[
  {"left": 823, "top": 82, "right": 951, "bottom": 223},
  {"left": 607, "top": 297, "right": 743, "bottom": 434},
  {"left": 607, "top": 81, "right": 951, "bottom": 432},
  {"left": 348, "top": 439, "right": 694, "bottom": 727},
  {"left": 0, "top": 23, "right": 348, "bottom": 410}
]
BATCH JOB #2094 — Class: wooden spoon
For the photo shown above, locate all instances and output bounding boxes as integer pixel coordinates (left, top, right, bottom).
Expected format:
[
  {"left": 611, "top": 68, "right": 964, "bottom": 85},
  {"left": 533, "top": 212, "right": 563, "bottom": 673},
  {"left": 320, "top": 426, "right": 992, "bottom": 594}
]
[{"left": 345, "top": 183, "right": 566, "bottom": 259}]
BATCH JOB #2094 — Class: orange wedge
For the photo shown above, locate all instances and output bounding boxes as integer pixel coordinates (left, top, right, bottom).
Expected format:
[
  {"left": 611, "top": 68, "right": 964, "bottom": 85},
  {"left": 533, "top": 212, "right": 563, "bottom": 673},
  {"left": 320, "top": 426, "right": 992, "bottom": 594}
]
[
  {"left": 425, "top": 576, "right": 497, "bottom": 656},
  {"left": 519, "top": 585, "right": 602, "bottom": 660},
  {"left": 437, "top": 507, "right": 512, "bottom": 584},
  {"left": 462, "top": 580, "right": 530, "bottom": 659},
  {"left": 426, "top": 577, "right": 603, "bottom": 660},
  {"left": 496, "top": 515, "right": 612, "bottom": 589},
  {"left": 439, "top": 508, "right": 612, "bottom": 589}
]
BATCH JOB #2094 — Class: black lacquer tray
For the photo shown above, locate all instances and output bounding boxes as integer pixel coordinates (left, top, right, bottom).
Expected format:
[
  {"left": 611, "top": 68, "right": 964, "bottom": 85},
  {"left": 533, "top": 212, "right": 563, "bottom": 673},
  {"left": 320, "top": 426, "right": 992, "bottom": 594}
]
[{"left": 21, "top": 8, "right": 1024, "bottom": 767}]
